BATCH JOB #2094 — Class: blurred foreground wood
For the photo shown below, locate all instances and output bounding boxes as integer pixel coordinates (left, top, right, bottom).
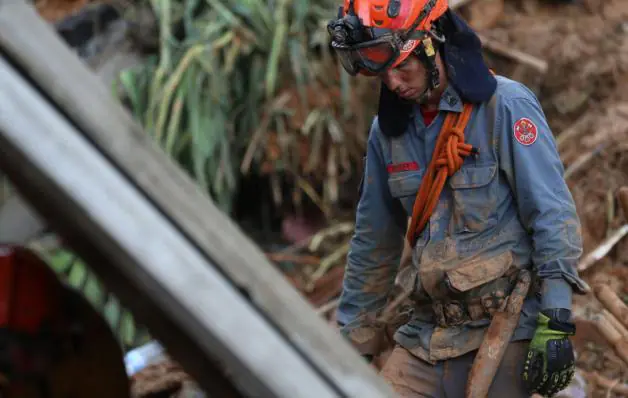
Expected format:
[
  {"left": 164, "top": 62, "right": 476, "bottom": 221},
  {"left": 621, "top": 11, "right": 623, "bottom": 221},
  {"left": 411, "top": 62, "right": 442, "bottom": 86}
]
[{"left": 0, "top": 2, "right": 396, "bottom": 397}]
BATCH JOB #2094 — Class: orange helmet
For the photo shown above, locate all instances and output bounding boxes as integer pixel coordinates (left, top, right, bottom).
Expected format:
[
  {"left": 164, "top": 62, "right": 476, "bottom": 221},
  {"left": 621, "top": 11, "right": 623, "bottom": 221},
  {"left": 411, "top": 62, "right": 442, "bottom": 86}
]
[{"left": 328, "top": 0, "right": 449, "bottom": 76}]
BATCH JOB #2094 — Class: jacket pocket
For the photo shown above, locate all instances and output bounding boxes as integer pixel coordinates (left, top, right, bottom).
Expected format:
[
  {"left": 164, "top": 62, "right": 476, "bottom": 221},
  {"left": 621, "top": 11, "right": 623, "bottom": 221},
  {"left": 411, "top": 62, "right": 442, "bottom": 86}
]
[
  {"left": 448, "top": 164, "right": 498, "bottom": 234},
  {"left": 442, "top": 251, "right": 516, "bottom": 322},
  {"left": 444, "top": 251, "right": 513, "bottom": 293},
  {"left": 387, "top": 170, "right": 424, "bottom": 216}
]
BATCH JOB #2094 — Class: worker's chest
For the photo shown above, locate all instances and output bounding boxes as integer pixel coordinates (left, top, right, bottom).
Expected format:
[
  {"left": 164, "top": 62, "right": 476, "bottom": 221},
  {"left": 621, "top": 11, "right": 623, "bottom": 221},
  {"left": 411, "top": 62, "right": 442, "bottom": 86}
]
[{"left": 380, "top": 106, "right": 503, "bottom": 237}]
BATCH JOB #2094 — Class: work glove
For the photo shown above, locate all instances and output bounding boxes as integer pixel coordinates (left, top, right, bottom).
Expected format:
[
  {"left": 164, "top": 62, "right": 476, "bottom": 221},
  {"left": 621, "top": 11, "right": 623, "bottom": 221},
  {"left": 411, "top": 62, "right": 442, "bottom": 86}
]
[{"left": 522, "top": 309, "right": 576, "bottom": 397}]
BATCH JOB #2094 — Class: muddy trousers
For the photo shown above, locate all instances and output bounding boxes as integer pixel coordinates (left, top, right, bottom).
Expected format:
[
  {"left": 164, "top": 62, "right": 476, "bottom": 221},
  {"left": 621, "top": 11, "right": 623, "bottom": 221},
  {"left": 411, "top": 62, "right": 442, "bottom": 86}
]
[{"left": 379, "top": 341, "right": 531, "bottom": 398}]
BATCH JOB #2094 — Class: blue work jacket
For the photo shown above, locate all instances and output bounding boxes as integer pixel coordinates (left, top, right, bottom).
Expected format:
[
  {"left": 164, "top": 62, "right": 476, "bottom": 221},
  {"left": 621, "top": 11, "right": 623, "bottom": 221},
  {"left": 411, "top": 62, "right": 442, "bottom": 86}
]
[{"left": 336, "top": 75, "right": 589, "bottom": 363}]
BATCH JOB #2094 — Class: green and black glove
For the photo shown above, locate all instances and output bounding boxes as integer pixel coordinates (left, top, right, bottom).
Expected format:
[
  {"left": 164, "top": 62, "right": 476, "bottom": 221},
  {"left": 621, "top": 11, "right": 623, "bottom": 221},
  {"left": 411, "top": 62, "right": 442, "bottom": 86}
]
[{"left": 522, "top": 309, "right": 576, "bottom": 397}]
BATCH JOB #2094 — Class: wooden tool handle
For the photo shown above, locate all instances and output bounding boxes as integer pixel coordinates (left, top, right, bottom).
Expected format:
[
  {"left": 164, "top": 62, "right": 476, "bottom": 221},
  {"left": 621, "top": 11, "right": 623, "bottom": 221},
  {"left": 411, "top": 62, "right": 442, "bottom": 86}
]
[{"left": 465, "top": 270, "right": 532, "bottom": 398}]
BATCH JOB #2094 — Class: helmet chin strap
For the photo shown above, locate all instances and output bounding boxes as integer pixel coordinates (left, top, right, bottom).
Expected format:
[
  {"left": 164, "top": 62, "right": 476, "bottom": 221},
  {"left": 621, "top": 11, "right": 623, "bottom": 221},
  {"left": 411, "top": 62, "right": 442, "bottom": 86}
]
[{"left": 408, "top": 37, "right": 441, "bottom": 105}]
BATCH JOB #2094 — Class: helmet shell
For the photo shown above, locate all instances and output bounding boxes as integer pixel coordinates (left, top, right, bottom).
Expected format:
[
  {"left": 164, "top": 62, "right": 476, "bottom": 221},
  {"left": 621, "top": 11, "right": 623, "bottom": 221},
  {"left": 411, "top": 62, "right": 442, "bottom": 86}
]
[{"left": 344, "top": 0, "right": 448, "bottom": 68}]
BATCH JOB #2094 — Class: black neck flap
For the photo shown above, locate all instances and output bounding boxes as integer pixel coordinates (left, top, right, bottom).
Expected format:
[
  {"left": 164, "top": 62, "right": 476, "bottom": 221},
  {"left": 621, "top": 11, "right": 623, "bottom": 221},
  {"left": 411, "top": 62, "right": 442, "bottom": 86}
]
[{"left": 376, "top": 9, "right": 497, "bottom": 138}]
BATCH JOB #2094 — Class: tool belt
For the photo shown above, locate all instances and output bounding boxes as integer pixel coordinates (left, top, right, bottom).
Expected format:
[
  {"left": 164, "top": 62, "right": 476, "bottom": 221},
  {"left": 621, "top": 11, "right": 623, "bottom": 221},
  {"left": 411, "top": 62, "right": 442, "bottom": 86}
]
[{"left": 414, "top": 267, "right": 540, "bottom": 328}]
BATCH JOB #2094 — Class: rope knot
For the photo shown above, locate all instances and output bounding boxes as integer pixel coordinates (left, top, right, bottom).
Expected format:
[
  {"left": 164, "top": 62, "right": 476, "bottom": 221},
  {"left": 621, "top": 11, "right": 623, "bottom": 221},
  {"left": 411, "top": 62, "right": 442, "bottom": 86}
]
[
  {"left": 406, "top": 103, "right": 475, "bottom": 247},
  {"left": 450, "top": 127, "right": 465, "bottom": 139}
]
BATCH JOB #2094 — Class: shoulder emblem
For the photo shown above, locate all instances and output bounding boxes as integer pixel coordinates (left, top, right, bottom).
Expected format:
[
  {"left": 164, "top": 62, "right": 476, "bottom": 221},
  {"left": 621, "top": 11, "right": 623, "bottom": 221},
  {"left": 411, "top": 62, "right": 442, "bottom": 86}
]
[{"left": 513, "top": 117, "right": 538, "bottom": 146}]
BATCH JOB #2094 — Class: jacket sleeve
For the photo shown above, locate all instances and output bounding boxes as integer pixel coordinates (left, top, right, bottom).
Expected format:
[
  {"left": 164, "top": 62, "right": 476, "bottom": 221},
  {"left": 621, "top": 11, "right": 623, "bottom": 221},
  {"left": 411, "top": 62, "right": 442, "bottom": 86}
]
[
  {"left": 336, "top": 120, "right": 407, "bottom": 355},
  {"left": 496, "top": 88, "right": 589, "bottom": 312}
]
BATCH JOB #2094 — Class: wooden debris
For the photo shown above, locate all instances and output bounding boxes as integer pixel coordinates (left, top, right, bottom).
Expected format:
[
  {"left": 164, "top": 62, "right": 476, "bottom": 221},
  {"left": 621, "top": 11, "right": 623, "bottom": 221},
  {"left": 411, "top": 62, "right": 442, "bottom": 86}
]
[
  {"left": 316, "top": 298, "right": 341, "bottom": 316},
  {"left": 603, "top": 309, "right": 628, "bottom": 339},
  {"left": 556, "top": 113, "right": 594, "bottom": 152},
  {"left": 305, "top": 240, "right": 350, "bottom": 291},
  {"left": 477, "top": 34, "right": 548, "bottom": 74},
  {"left": 305, "top": 265, "right": 345, "bottom": 307},
  {"left": 308, "top": 222, "right": 354, "bottom": 252},
  {"left": 592, "top": 312, "right": 628, "bottom": 366},
  {"left": 577, "top": 225, "right": 628, "bottom": 272},
  {"left": 594, "top": 285, "right": 628, "bottom": 330},
  {"left": 581, "top": 371, "right": 628, "bottom": 396},
  {"left": 564, "top": 143, "right": 607, "bottom": 180}
]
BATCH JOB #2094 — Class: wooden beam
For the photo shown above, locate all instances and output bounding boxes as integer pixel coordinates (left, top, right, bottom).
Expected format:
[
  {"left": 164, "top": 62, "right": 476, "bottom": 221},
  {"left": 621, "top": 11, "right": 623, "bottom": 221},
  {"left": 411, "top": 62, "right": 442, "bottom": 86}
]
[
  {"left": 0, "top": 55, "right": 340, "bottom": 398},
  {"left": 0, "top": 193, "right": 47, "bottom": 244},
  {"left": 0, "top": 2, "right": 394, "bottom": 397}
]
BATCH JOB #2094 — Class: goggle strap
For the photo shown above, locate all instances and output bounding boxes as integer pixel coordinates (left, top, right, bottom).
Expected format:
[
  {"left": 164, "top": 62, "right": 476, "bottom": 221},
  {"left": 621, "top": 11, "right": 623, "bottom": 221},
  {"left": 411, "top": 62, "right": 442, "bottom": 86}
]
[
  {"left": 406, "top": 31, "right": 428, "bottom": 40},
  {"left": 401, "top": 0, "right": 437, "bottom": 40}
]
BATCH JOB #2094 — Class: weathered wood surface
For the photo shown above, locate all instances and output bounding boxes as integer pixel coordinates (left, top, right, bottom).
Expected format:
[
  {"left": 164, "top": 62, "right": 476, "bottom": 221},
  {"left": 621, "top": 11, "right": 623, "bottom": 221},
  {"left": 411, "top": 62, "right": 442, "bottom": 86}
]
[
  {"left": 0, "top": 1, "right": 395, "bottom": 397},
  {"left": 0, "top": 193, "right": 47, "bottom": 244},
  {"left": 0, "top": 56, "right": 344, "bottom": 398}
]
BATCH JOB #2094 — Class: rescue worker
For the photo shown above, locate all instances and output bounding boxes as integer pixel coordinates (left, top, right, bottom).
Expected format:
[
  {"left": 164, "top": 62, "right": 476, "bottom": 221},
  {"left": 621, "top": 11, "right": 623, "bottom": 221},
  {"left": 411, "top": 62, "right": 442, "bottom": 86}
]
[{"left": 327, "top": 0, "right": 588, "bottom": 396}]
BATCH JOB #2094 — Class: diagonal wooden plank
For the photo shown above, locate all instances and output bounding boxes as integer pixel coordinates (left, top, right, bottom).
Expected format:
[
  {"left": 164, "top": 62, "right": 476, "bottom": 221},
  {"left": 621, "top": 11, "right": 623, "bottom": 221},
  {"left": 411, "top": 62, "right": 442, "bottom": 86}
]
[
  {"left": 0, "top": 55, "right": 340, "bottom": 398},
  {"left": 0, "top": 2, "right": 394, "bottom": 397}
]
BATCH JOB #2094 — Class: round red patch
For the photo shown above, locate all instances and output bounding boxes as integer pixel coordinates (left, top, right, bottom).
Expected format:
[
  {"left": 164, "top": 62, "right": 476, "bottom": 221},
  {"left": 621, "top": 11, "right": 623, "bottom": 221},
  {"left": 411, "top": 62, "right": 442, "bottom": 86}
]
[{"left": 513, "top": 118, "right": 538, "bottom": 146}]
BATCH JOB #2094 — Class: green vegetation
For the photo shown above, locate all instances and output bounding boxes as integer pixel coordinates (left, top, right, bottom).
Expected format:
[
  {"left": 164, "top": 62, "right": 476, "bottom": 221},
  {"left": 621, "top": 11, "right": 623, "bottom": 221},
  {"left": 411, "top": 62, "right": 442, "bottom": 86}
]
[
  {"left": 24, "top": 0, "right": 379, "bottom": 351},
  {"left": 115, "top": 0, "right": 376, "bottom": 217}
]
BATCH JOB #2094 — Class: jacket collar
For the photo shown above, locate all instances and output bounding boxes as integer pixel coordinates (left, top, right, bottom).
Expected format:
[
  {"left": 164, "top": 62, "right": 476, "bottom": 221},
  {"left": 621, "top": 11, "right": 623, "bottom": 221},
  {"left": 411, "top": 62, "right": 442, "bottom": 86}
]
[
  {"left": 409, "top": 83, "right": 464, "bottom": 118},
  {"left": 437, "top": 84, "right": 464, "bottom": 113}
]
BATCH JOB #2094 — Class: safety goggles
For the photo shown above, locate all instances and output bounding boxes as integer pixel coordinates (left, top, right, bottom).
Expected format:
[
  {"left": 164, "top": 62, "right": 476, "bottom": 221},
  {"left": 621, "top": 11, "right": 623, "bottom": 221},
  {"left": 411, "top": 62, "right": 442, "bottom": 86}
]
[
  {"left": 327, "top": 19, "right": 428, "bottom": 76},
  {"left": 329, "top": 34, "right": 403, "bottom": 76},
  {"left": 327, "top": 0, "right": 440, "bottom": 76}
]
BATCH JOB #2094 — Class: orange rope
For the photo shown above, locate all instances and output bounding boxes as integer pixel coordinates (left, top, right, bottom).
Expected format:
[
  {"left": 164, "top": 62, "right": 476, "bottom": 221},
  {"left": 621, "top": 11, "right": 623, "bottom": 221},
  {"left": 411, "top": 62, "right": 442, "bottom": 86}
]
[{"left": 406, "top": 103, "right": 476, "bottom": 246}]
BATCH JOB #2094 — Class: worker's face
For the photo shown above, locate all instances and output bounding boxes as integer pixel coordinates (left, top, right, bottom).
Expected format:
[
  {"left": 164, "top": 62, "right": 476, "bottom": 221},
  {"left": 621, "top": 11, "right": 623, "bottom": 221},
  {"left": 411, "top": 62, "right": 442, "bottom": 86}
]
[{"left": 379, "top": 53, "right": 446, "bottom": 104}]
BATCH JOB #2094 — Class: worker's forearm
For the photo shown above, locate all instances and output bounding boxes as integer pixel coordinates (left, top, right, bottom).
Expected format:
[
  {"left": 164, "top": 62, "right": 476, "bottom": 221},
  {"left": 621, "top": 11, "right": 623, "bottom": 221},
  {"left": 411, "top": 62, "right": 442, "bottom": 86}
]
[
  {"left": 540, "top": 277, "right": 573, "bottom": 311},
  {"left": 336, "top": 244, "right": 401, "bottom": 328},
  {"left": 335, "top": 120, "right": 405, "bottom": 354},
  {"left": 496, "top": 92, "right": 588, "bottom": 306}
]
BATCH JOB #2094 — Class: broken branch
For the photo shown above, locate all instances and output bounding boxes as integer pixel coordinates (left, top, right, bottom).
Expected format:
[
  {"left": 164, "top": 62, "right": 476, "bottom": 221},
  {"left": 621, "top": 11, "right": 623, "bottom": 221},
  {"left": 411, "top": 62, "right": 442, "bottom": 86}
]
[
  {"left": 564, "top": 143, "right": 607, "bottom": 180},
  {"left": 477, "top": 34, "right": 548, "bottom": 74},
  {"left": 594, "top": 284, "right": 628, "bottom": 330},
  {"left": 577, "top": 224, "right": 628, "bottom": 272},
  {"left": 305, "top": 241, "right": 350, "bottom": 292},
  {"left": 316, "top": 298, "right": 341, "bottom": 316},
  {"left": 603, "top": 309, "right": 628, "bottom": 339},
  {"left": 592, "top": 312, "right": 628, "bottom": 366}
]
